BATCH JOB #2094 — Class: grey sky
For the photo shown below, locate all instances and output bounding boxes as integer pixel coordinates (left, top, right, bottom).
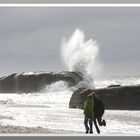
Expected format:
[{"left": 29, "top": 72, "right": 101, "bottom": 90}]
[{"left": 0, "top": 7, "right": 140, "bottom": 77}]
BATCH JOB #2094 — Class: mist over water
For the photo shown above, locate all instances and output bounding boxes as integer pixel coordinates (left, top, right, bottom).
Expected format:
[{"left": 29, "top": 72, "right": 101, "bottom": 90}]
[
  {"left": 0, "top": 81, "right": 72, "bottom": 108},
  {"left": 61, "top": 29, "right": 101, "bottom": 88}
]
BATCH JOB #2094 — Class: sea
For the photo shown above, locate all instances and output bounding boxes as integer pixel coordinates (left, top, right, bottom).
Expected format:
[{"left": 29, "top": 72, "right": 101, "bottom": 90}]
[{"left": 0, "top": 76, "right": 140, "bottom": 135}]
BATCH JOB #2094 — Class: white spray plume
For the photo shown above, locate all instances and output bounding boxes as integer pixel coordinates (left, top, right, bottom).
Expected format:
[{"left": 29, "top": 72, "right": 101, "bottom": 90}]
[{"left": 61, "top": 29, "right": 101, "bottom": 88}]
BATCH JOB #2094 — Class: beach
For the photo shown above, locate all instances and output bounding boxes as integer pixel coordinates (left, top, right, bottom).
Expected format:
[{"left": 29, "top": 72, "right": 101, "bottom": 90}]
[{"left": 0, "top": 102, "right": 140, "bottom": 135}]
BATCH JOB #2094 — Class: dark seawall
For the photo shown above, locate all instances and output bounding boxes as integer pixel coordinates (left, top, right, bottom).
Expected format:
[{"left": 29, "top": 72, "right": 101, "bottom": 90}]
[
  {"left": 0, "top": 71, "right": 83, "bottom": 93},
  {"left": 69, "top": 85, "right": 140, "bottom": 110}
]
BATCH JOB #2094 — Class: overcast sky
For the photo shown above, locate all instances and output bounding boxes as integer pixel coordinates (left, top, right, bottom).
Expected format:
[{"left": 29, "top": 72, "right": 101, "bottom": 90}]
[{"left": 0, "top": 7, "right": 140, "bottom": 77}]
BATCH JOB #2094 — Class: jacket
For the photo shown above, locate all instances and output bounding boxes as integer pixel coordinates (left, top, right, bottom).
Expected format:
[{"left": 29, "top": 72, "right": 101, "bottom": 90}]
[
  {"left": 94, "top": 96, "right": 105, "bottom": 118},
  {"left": 84, "top": 99, "right": 94, "bottom": 118}
]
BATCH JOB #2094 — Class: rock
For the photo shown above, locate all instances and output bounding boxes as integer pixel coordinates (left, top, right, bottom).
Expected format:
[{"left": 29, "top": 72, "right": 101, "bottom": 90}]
[
  {"left": 0, "top": 71, "right": 83, "bottom": 93},
  {"left": 0, "top": 73, "right": 17, "bottom": 92},
  {"left": 69, "top": 85, "right": 140, "bottom": 110},
  {"left": 107, "top": 84, "right": 121, "bottom": 88}
]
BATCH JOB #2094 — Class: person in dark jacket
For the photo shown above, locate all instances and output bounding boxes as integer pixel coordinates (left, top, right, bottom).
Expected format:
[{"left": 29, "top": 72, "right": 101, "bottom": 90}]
[
  {"left": 83, "top": 93, "right": 94, "bottom": 134},
  {"left": 92, "top": 92, "right": 106, "bottom": 134}
]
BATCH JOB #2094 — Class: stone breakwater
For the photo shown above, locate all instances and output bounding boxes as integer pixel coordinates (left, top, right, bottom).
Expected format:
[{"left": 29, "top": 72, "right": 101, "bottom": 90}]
[
  {"left": 0, "top": 71, "right": 83, "bottom": 93},
  {"left": 69, "top": 85, "right": 140, "bottom": 110}
]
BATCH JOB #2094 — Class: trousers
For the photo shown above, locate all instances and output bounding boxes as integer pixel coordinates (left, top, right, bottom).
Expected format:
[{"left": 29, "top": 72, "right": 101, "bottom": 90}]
[{"left": 84, "top": 116, "right": 93, "bottom": 132}]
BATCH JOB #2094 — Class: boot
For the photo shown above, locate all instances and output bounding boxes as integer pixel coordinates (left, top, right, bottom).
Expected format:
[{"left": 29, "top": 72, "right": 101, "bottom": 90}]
[{"left": 103, "top": 120, "right": 106, "bottom": 126}]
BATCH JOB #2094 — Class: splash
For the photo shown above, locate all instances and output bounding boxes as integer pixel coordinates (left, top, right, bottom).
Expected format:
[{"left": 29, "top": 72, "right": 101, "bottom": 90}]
[
  {"left": 61, "top": 29, "right": 101, "bottom": 88},
  {"left": 44, "top": 81, "right": 69, "bottom": 92}
]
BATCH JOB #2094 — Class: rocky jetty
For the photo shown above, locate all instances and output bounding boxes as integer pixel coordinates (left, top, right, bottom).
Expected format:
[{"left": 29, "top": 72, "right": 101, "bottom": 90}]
[
  {"left": 0, "top": 71, "right": 83, "bottom": 93},
  {"left": 69, "top": 85, "right": 140, "bottom": 110}
]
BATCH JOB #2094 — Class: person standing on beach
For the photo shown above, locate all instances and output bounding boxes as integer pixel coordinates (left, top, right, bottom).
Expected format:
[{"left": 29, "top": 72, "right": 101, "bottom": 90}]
[
  {"left": 83, "top": 93, "right": 94, "bottom": 134},
  {"left": 92, "top": 92, "right": 106, "bottom": 134}
]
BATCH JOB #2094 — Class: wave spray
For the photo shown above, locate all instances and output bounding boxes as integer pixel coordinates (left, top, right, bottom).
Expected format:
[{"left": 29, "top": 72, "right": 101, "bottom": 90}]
[{"left": 61, "top": 29, "right": 101, "bottom": 89}]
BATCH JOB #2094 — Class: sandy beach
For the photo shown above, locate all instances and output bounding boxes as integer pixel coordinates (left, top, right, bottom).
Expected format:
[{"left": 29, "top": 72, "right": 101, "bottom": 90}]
[
  {"left": 0, "top": 125, "right": 49, "bottom": 134},
  {"left": 0, "top": 103, "right": 140, "bottom": 135},
  {"left": 0, "top": 104, "right": 84, "bottom": 135}
]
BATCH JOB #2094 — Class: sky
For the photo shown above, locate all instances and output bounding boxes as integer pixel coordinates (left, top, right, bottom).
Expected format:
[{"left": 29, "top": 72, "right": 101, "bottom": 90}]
[{"left": 0, "top": 7, "right": 140, "bottom": 77}]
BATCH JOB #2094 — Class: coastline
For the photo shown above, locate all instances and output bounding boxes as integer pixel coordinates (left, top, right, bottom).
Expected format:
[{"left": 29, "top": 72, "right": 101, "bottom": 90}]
[{"left": 0, "top": 104, "right": 140, "bottom": 135}]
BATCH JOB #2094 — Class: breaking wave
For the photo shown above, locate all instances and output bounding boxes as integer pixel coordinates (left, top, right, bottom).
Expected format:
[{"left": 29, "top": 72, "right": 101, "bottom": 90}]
[{"left": 61, "top": 29, "right": 102, "bottom": 89}]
